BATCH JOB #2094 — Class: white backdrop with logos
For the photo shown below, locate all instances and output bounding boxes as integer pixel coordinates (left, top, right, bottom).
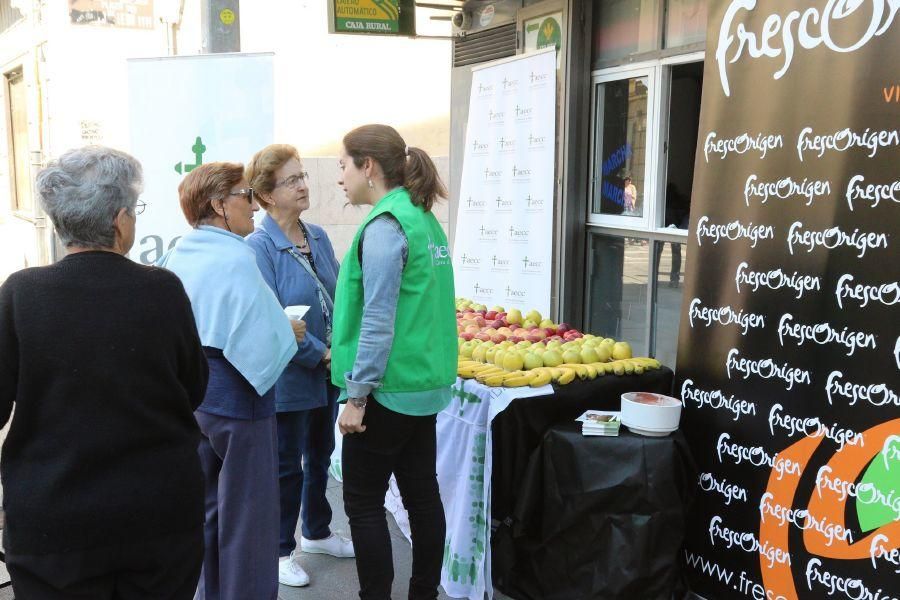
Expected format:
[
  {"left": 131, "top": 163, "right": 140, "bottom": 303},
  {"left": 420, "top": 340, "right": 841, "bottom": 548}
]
[
  {"left": 452, "top": 49, "right": 557, "bottom": 316},
  {"left": 127, "top": 53, "right": 274, "bottom": 265}
]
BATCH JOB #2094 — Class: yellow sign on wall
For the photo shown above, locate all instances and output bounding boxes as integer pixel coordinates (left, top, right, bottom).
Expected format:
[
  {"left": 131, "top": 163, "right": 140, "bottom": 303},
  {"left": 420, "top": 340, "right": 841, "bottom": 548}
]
[{"left": 333, "top": 0, "right": 399, "bottom": 34}]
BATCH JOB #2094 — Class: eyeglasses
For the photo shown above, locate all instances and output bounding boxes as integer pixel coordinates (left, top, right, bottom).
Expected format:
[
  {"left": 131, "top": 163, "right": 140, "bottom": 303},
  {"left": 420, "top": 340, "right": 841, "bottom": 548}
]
[
  {"left": 227, "top": 188, "right": 255, "bottom": 203},
  {"left": 134, "top": 201, "right": 147, "bottom": 215},
  {"left": 274, "top": 171, "right": 310, "bottom": 189}
]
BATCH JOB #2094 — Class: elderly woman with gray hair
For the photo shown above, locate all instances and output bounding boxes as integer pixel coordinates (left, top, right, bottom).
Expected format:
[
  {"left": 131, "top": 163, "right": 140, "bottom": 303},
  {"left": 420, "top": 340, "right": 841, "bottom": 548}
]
[{"left": 0, "top": 146, "right": 209, "bottom": 599}]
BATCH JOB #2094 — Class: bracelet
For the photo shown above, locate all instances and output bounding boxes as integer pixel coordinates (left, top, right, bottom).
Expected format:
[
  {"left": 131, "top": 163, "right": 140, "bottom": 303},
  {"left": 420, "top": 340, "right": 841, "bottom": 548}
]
[{"left": 349, "top": 396, "right": 368, "bottom": 409}]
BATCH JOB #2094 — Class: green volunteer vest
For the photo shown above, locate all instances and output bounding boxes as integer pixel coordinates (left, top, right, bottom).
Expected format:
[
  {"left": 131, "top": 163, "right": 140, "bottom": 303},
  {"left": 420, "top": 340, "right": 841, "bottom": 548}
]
[{"left": 331, "top": 187, "right": 457, "bottom": 397}]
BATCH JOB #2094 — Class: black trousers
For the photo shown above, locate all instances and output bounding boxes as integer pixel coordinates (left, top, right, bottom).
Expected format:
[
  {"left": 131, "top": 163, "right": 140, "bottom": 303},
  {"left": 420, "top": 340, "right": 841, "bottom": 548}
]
[
  {"left": 6, "top": 527, "right": 202, "bottom": 600},
  {"left": 342, "top": 399, "right": 446, "bottom": 600}
]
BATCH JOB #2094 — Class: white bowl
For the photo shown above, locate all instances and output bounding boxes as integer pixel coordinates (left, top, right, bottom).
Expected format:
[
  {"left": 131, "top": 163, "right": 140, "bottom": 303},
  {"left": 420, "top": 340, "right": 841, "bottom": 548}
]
[{"left": 621, "top": 392, "right": 682, "bottom": 436}]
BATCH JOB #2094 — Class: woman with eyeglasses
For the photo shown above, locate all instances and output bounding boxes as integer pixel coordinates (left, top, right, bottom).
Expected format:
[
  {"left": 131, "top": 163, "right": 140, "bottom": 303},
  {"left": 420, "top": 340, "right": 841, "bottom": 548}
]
[
  {"left": 245, "top": 145, "right": 351, "bottom": 589},
  {"left": 158, "top": 161, "right": 306, "bottom": 600}
]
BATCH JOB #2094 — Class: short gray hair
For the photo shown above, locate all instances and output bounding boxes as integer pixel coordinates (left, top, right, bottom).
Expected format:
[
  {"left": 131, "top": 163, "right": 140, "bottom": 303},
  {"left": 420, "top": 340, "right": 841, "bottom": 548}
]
[{"left": 36, "top": 146, "right": 143, "bottom": 249}]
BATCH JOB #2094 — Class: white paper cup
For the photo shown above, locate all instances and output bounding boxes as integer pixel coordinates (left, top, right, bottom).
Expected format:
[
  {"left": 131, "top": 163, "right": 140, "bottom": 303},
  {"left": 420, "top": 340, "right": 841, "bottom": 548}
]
[{"left": 284, "top": 305, "right": 310, "bottom": 321}]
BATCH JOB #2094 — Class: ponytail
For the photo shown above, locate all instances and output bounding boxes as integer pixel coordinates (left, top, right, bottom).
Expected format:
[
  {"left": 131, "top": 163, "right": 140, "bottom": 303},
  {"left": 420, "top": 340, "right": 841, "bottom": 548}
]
[
  {"left": 404, "top": 146, "right": 447, "bottom": 212},
  {"left": 343, "top": 124, "right": 447, "bottom": 212}
]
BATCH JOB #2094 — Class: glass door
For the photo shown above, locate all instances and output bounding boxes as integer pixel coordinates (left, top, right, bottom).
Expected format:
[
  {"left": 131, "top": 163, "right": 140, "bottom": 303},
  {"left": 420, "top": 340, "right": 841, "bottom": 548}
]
[{"left": 589, "top": 67, "right": 658, "bottom": 230}]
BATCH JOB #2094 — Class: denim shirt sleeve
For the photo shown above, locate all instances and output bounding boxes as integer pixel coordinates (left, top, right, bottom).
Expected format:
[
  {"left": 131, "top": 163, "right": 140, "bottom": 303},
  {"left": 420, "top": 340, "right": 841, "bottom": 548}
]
[
  {"left": 344, "top": 214, "right": 409, "bottom": 400},
  {"left": 248, "top": 233, "right": 327, "bottom": 369}
]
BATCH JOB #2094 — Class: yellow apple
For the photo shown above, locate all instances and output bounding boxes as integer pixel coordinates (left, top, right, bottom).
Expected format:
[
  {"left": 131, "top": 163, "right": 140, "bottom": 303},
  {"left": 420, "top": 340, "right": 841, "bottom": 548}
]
[
  {"left": 502, "top": 352, "right": 525, "bottom": 372},
  {"left": 542, "top": 350, "right": 563, "bottom": 367},
  {"left": 612, "top": 341, "right": 632, "bottom": 360},
  {"left": 507, "top": 309, "right": 523, "bottom": 325},
  {"left": 562, "top": 349, "right": 582, "bottom": 364},
  {"left": 523, "top": 353, "right": 544, "bottom": 370}
]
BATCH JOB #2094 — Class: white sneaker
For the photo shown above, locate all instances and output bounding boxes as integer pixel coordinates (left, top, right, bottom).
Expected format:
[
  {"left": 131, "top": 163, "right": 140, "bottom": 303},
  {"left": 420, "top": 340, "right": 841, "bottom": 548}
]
[
  {"left": 300, "top": 533, "right": 355, "bottom": 558},
  {"left": 278, "top": 551, "right": 310, "bottom": 587}
]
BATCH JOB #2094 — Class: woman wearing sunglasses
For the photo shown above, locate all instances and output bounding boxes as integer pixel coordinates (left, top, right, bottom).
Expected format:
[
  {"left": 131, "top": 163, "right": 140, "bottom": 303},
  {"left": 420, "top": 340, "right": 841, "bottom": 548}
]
[
  {"left": 158, "top": 161, "right": 306, "bottom": 600},
  {"left": 245, "top": 145, "right": 352, "bottom": 589}
]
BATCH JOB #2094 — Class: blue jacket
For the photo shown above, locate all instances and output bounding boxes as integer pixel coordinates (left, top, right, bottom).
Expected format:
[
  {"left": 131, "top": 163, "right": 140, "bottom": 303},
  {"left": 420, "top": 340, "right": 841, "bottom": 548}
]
[{"left": 246, "top": 215, "right": 340, "bottom": 412}]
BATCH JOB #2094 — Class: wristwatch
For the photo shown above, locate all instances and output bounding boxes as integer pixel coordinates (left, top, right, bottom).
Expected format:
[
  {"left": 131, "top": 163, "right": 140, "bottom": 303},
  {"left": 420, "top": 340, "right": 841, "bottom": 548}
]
[{"left": 349, "top": 396, "right": 368, "bottom": 409}]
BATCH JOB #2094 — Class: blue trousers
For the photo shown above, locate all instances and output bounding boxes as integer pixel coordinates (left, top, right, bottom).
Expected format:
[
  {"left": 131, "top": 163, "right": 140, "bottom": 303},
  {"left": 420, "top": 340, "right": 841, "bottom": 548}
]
[
  {"left": 277, "top": 400, "right": 339, "bottom": 556},
  {"left": 194, "top": 411, "right": 279, "bottom": 600}
]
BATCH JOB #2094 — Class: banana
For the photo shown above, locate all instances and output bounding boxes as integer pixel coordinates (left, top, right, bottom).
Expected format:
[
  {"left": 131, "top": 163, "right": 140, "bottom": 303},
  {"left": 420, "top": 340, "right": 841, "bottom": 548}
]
[
  {"left": 529, "top": 370, "right": 552, "bottom": 387},
  {"left": 557, "top": 368, "right": 577, "bottom": 385},
  {"left": 475, "top": 369, "right": 505, "bottom": 383},
  {"left": 588, "top": 362, "right": 608, "bottom": 376},
  {"left": 582, "top": 364, "right": 598, "bottom": 379},
  {"left": 559, "top": 363, "right": 590, "bottom": 379},
  {"left": 623, "top": 361, "right": 635, "bottom": 375},
  {"left": 503, "top": 373, "right": 535, "bottom": 387},
  {"left": 457, "top": 369, "right": 478, "bottom": 379},
  {"left": 634, "top": 365, "right": 645, "bottom": 375},
  {"left": 612, "top": 362, "right": 625, "bottom": 376},
  {"left": 483, "top": 374, "right": 506, "bottom": 387}
]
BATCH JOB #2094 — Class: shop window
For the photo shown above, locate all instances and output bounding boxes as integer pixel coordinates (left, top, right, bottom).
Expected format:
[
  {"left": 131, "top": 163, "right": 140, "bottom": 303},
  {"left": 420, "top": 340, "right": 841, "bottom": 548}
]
[
  {"left": 6, "top": 69, "right": 33, "bottom": 214},
  {"left": 663, "top": 60, "right": 702, "bottom": 230},
  {"left": 664, "top": 0, "right": 707, "bottom": 47},
  {"left": 592, "top": 0, "right": 662, "bottom": 65},
  {"left": 592, "top": 74, "right": 650, "bottom": 220},
  {"left": 586, "top": 233, "right": 649, "bottom": 357},
  {"left": 651, "top": 240, "right": 686, "bottom": 366}
]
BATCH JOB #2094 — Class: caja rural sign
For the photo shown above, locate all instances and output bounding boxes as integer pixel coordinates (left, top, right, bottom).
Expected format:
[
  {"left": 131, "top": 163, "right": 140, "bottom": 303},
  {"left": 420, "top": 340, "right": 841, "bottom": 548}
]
[{"left": 330, "top": 0, "right": 400, "bottom": 34}]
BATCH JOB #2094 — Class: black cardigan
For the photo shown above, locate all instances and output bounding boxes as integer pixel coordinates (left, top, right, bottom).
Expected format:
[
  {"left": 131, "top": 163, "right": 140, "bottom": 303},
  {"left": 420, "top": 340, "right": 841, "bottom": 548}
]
[{"left": 0, "top": 251, "right": 208, "bottom": 555}]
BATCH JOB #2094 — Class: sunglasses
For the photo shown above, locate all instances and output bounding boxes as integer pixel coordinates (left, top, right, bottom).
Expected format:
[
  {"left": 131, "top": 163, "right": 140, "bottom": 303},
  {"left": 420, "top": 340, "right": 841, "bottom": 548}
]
[{"left": 227, "top": 188, "right": 255, "bottom": 203}]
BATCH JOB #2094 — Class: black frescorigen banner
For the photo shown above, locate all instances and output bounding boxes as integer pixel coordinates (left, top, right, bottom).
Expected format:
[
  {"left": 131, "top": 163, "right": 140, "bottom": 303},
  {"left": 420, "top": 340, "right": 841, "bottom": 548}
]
[{"left": 674, "top": 1, "right": 899, "bottom": 599}]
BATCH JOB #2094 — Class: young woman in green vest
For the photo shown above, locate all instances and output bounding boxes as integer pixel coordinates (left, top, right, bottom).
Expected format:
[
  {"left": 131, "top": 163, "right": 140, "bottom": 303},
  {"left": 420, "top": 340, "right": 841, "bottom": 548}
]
[{"left": 332, "top": 124, "right": 457, "bottom": 600}]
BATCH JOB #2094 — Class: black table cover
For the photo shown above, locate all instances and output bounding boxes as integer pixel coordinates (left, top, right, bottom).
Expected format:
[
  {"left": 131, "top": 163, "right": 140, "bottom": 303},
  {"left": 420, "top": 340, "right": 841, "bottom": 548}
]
[
  {"left": 493, "top": 423, "right": 696, "bottom": 600},
  {"left": 490, "top": 367, "right": 675, "bottom": 524}
]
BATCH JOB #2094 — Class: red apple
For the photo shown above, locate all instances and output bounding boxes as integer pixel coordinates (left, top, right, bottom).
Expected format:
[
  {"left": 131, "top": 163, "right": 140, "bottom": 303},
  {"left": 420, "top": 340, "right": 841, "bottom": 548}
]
[
  {"left": 508, "top": 335, "right": 524, "bottom": 343},
  {"left": 557, "top": 323, "right": 571, "bottom": 334},
  {"left": 491, "top": 334, "right": 507, "bottom": 343},
  {"left": 526, "top": 332, "right": 545, "bottom": 343},
  {"left": 485, "top": 310, "right": 498, "bottom": 320},
  {"left": 543, "top": 327, "right": 557, "bottom": 336},
  {"left": 508, "top": 324, "right": 521, "bottom": 332},
  {"left": 465, "top": 325, "right": 480, "bottom": 334},
  {"left": 459, "top": 333, "right": 474, "bottom": 341},
  {"left": 489, "top": 319, "right": 505, "bottom": 329},
  {"left": 475, "top": 333, "right": 491, "bottom": 342},
  {"left": 475, "top": 317, "right": 486, "bottom": 327}
]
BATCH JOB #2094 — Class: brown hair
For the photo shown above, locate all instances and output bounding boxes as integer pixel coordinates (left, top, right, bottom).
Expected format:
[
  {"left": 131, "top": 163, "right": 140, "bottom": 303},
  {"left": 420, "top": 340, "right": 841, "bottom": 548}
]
[
  {"left": 245, "top": 144, "right": 301, "bottom": 209},
  {"left": 178, "top": 162, "right": 245, "bottom": 226},
  {"left": 342, "top": 124, "right": 447, "bottom": 211}
]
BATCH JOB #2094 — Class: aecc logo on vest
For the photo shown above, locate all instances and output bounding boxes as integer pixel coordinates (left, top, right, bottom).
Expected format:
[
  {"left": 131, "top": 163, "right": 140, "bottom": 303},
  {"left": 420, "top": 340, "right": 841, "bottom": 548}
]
[{"left": 427, "top": 237, "right": 451, "bottom": 267}]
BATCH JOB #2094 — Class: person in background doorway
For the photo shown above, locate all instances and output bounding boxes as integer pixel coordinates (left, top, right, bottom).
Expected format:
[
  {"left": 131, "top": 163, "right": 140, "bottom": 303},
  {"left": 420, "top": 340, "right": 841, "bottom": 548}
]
[
  {"left": 332, "top": 124, "right": 457, "bottom": 600},
  {"left": 245, "top": 144, "right": 352, "bottom": 589},
  {"left": 157, "top": 162, "right": 305, "bottom": 600},
  {"left": 0, "top": 146, "right": 208, "bottom": 599},
  {"left": 623, "top": 176, "right": 637, "bottom": 214}
]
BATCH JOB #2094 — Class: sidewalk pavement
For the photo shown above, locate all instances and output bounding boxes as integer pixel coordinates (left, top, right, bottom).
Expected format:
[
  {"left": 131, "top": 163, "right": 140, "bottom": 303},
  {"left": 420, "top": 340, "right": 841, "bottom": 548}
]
[{"left": 0, "top": 475, "right": 512, "bottom": 600}]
